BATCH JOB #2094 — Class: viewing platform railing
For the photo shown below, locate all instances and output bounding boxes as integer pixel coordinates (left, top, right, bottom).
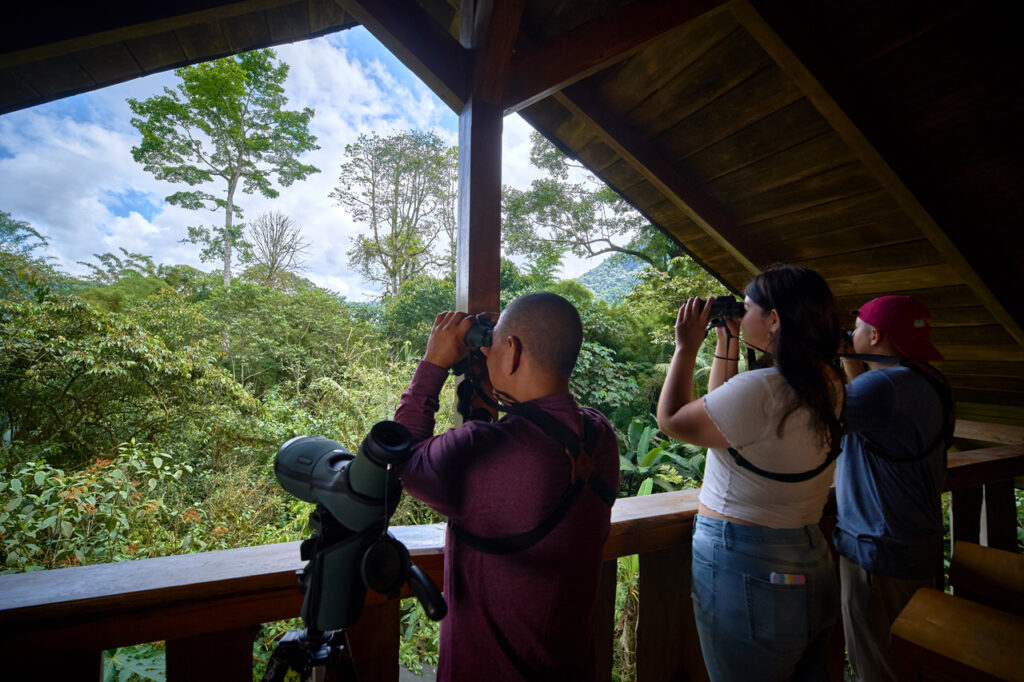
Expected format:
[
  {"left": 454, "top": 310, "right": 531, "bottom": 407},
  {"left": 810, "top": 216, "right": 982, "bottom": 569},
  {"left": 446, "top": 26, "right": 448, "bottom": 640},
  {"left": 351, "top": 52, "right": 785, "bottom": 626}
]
[{"left": 1, "top": 426, "right": 1021, "bottom": 681}]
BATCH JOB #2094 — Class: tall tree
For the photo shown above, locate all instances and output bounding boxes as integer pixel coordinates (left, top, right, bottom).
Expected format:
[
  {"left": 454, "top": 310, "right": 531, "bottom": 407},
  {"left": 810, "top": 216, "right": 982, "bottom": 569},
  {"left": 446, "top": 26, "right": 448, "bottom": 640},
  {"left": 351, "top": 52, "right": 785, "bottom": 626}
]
[
  {"left": 329, "top": 130, "right": 457, "bottom": 297},
  {"left": 502, "top": 131, "right": 675, "bottom": 272},
  {"left": 0, "top": 210, "right": 57, "bottom": 298},
  {"left": 245, "top": 210, "right": 309, "bottom": 288},
  {"left": 128, "top": 49, "right": 319, "bottom": 287}
]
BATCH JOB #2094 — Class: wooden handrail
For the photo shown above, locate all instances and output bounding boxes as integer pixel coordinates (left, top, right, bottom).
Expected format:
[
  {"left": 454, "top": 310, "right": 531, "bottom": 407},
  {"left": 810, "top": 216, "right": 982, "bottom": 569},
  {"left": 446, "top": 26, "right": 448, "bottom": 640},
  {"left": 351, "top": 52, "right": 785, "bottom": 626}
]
[{"left": 0, "top": 444, "right": 1020, "bottom": 680}]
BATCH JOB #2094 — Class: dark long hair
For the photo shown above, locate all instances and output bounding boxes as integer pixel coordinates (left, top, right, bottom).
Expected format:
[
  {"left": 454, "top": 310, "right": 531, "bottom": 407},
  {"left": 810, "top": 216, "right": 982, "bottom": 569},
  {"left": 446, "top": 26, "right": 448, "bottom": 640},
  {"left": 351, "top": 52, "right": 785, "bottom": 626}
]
[{"left": 745, "top": 264, "right": 844, "bottom": 448}]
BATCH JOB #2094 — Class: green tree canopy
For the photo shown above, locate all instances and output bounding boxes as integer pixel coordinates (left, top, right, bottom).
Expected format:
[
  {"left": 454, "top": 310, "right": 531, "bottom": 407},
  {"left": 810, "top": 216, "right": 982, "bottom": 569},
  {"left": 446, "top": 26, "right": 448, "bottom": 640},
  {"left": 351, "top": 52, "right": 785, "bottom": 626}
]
[
  {"left": 330, "top": 130, "right": 457, "bottom": 297},
  {"left": 128, "top": 49, "right": 319, "bottom": 287},
  {"left": 502, "top": 132, "right": 674, "bottom": 273}
]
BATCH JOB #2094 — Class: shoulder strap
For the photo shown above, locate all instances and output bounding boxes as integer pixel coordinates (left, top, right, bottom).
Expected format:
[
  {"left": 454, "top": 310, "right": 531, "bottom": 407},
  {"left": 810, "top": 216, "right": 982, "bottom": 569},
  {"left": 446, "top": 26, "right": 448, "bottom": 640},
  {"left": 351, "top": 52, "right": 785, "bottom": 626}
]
[
  {"left": 449, "top": 399, "right": 615, "bottom": 555},
  {"left": 843, "top": 356, "right": 955, "bottom": 463}
]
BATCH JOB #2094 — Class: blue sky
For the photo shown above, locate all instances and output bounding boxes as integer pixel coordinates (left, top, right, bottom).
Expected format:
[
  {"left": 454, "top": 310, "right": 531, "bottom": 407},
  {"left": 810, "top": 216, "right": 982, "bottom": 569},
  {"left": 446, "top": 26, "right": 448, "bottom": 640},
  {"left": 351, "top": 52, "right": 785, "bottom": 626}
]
[{"left": 0, "top": 28, "right": 599, "bottom": 300}]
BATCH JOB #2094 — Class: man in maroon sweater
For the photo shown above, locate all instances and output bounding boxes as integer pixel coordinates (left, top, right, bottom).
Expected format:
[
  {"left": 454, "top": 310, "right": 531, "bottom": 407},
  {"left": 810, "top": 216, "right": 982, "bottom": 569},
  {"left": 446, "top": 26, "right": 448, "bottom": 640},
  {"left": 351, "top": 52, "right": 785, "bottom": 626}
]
[{"left": 394, "top": 292, "right": 619, "bottom": 681}]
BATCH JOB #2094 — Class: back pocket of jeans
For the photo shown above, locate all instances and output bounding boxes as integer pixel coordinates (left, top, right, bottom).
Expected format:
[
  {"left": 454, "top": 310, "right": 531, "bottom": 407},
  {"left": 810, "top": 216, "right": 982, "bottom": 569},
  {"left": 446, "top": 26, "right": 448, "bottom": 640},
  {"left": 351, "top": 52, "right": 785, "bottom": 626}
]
[{"left": 744, "top": 574, "right": 809, "bottom": 653}]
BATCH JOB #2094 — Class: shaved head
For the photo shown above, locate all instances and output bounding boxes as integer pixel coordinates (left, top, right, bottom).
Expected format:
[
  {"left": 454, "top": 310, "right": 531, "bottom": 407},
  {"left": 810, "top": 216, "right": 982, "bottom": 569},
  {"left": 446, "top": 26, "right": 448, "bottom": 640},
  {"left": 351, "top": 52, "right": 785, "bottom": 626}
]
[{"left": 497, "top": 292, "right": 583, "bottom": 379}]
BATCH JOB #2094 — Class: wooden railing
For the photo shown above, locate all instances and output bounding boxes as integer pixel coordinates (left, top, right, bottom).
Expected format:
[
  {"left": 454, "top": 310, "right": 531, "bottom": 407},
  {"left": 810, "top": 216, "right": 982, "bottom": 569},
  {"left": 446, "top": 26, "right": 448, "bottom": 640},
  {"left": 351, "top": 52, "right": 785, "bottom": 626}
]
[{"left": 1, "top": 438, "right": 1021, "bottom": 681}]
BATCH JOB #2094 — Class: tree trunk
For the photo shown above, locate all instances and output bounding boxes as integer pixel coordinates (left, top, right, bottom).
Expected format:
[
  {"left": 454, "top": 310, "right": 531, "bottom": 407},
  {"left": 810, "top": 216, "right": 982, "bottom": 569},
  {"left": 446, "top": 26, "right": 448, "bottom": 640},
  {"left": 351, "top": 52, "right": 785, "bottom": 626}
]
[{"left": 224, "top": 178, "right": 238, "bottom": 287}]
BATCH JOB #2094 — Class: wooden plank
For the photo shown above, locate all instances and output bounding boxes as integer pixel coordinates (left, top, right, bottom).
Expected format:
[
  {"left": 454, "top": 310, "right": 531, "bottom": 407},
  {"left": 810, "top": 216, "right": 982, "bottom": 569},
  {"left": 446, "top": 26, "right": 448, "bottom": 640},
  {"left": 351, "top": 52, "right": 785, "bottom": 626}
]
[
  {"left": 943, "top": 362, "right": 1024, "bottom": 381},
  {"left": 555, "top": 83, "right": 772, "bottom": 274},
  {"left": 673, "top": 95, "right": 828, "bottom": 179},
  {"left": 0, "top": 0, "right": 295, "bottom": 69},
  {"left": 166, "top": 625, "right": 259, "bottom": 682},
  {"left": 73, "top": 43, "right": 139, "bottom": 85},
  {"left": 701, "top": 132, "right": 859, "bottom": 205},
  {"left": 338, "top": 0, "right": 468, "bottom": 111},
  {"left": 309, "top": 0, "right": 350, "bottom": 34},
  {"left": 824, "top": 263, "right": 960, "bottom": 298},
  {"left": 266, "top": 2, "right": 310, "bottom": 43},
  {"left": 891, "top": 588, "right": 1024, "bottom": 682},
  {"left": 949, "top": 541, "right": 1024, "bottom": 615},
  {"left": 503, "top": 0, "right": 725, "bottom": 114},
  {"left": 637, "top": 545, "right": 707, "bottom": 682},
  {"left": 741, "top": 188, "right": 905, "bottom": 245},
  {"left": 931, "top": 325, "right": 1017, "bottom": 347},
  {"left": 800, "top": 240, "right": 944, "bottom": 279},
  {"left": 175, "top": 21, "right": 232, "bottom": 62},
  {"left": 625, "top": 26, "right": 773, "bottom": 139},
  {"left": 777, "top": 217, "right": 919, "bottom": 262},
  {"left": 730, "top": 162, "right": 881, "bottom": 227},
  {"left": 656, "top": 63, "right": 804, "bottom": 165},
  {"left": 731, "top": 0, "right": 1024, "bottom": 350},
  {"left": 956, "top": 404, "right": 1024, "bottom": 428},
  {"left": 220, "top": 10, "right": 273, "bottom": 53},
  {"left": 946, "top": 445, "right": 1024, "bottom": 492},
  {"left": 595, "top": 7, "right": 739, "bottom": 118}
]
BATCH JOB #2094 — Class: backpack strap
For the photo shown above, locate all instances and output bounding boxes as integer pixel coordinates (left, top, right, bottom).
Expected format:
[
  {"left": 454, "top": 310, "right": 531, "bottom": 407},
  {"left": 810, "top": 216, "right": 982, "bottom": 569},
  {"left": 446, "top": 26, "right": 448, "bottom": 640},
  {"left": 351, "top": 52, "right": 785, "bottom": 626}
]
[
  {"left": 840, "top": 354, "right": 955, "bottom": 463},
  {"left": 449, "top": 398, "right": 615, "bottom": 555},
  {"left": 727, "top": 441, "right": 841, "bottom": 483}
]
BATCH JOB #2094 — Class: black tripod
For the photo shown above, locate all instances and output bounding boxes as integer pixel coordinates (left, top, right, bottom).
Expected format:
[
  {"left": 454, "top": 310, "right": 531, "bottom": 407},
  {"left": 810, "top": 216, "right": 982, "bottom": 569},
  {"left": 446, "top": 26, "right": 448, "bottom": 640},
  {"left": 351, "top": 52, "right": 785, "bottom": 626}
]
[
  {"left": 262, "top": 507, "right": 446, "bottom": 682},
  {"left": 262, "top": 627, "right": 357, "bottom": 682}
]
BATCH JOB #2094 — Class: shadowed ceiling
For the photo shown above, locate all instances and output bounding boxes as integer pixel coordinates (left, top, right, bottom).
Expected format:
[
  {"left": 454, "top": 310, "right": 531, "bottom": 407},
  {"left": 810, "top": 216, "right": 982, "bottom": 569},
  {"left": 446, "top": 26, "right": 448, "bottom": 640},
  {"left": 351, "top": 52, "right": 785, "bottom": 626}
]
[{"left": 2, "top": 0, "right": 1021, "bottom": 418}]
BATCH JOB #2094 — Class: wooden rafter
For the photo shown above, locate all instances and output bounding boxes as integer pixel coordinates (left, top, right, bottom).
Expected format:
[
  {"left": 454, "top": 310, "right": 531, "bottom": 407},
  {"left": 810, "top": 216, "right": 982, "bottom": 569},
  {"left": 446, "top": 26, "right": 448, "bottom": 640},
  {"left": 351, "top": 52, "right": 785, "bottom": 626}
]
[
  {"left": 502, "top": 0, "right": 727, "bottom": 114},
  {"left": 729, "top": 0, "right": 1024, "bottom": 348},
  {"left": 554, "top": 82, "right": 773, "bottom": 276},
  {"left": 336, "top": 0, "right": 469, "bottom": 111}
]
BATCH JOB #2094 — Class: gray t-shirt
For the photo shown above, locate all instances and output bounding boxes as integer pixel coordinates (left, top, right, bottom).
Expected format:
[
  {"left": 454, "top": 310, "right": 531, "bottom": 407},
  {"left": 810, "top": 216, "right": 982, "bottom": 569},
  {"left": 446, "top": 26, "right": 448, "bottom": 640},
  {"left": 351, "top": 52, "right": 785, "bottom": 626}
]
[{"left": 702, "top": 367, "right": 838, "bottom": 528}]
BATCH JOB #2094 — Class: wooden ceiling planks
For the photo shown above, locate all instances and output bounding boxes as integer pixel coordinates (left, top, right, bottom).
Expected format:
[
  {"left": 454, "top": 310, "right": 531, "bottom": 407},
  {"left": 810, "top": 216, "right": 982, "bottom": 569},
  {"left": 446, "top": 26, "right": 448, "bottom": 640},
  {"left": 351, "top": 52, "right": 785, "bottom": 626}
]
[
  {"left": 2, "top": 0, "right": 1021, "bottom": 412},
  {"left": 0, "top": 0, "right": 357, "bottom": 115}
]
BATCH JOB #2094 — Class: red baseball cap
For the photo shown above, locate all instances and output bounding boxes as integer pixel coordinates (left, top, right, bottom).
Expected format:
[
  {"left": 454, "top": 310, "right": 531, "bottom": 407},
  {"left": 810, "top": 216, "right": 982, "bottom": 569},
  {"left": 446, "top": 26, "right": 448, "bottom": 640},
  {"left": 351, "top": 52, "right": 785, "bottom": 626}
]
[{"left": 857, "top": 295, "right": 943, "bottom": 362}]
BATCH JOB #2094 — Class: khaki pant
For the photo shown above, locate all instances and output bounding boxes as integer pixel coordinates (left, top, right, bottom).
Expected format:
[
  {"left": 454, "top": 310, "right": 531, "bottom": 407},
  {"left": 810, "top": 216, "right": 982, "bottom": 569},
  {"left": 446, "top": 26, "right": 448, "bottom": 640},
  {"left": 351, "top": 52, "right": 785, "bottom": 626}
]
[{"left": 839, "top": 555, "right": 934, "bottom": 682}]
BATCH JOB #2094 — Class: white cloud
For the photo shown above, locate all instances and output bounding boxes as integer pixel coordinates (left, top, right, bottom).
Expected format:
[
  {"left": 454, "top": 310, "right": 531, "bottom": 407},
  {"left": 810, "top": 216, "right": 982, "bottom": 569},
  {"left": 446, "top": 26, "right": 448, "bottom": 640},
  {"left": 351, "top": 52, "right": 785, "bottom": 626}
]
[{"left": 0, "top": 28, "right": 607, "bottom": 298}]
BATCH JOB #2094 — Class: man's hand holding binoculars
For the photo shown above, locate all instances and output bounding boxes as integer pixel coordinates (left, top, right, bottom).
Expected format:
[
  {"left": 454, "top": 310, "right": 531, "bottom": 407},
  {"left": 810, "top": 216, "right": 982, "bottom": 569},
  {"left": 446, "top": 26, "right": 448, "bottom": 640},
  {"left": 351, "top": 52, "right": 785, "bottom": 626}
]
[{"left": 424, "top": 311, "right": 498, "bottom": 371}]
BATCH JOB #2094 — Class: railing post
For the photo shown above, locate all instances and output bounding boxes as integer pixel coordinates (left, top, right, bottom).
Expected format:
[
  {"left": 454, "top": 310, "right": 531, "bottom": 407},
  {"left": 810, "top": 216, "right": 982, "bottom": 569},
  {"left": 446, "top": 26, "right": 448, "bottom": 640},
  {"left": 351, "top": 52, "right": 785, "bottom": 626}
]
[
  {"left": 982, "top": 479, "right": 1018, "bottom": 551},
  {"left": 166, "top": 625, "right": 259, "bottom": 682},
  {"left": 345, "top": 598, "right": 401, "bottom": 682},
  {"left": 951, "top": 486, "right": 983, "bottom": 546},
  {"left": 637, "top": 544, "right": 707, "bottom": 682}
]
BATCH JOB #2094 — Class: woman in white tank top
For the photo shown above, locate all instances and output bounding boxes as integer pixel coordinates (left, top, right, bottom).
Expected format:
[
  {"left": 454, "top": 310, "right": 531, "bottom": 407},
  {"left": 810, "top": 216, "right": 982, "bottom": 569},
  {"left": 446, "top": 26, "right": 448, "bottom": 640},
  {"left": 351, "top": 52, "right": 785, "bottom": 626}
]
[{"left": 658, "top": 264, "right": 845, "bottom": 682}]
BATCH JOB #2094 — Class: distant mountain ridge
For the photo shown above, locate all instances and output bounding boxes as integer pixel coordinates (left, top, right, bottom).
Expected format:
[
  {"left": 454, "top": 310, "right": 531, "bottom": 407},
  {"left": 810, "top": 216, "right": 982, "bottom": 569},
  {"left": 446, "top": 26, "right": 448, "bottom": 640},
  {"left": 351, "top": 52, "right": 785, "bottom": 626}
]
[{"left": 575, "top": 254, "right": 647, "bottom": 302}]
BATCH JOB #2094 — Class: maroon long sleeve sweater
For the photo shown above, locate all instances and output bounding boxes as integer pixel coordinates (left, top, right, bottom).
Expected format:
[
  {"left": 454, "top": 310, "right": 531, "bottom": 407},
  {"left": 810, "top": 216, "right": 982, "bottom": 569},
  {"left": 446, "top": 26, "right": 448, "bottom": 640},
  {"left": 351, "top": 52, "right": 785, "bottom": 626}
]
[{"left": 395, "top": 361, "right": 619, "bottom": 681}]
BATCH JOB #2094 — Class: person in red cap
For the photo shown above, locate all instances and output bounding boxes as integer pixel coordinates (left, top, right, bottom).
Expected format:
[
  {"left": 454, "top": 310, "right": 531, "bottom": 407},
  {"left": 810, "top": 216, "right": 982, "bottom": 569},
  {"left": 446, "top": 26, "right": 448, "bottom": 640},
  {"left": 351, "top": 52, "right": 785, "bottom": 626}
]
[{"left": 834, "top": 295, "right": 952, "bottom": 682}]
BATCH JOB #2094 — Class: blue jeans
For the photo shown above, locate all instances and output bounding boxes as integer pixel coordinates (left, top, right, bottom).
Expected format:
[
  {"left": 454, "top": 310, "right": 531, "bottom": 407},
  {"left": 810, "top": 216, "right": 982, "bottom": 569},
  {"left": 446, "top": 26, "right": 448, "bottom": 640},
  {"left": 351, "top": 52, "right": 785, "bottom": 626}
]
[{"left": 691, "top": 515, "right": 838, "bottom": 682}]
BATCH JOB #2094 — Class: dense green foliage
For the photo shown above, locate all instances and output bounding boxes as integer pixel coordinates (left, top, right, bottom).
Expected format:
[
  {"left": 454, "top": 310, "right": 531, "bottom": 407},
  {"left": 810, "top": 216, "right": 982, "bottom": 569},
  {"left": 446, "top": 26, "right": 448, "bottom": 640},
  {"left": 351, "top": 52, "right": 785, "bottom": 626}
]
[{"left": 0, "top": 115, "right": 729, "bottom": 678}]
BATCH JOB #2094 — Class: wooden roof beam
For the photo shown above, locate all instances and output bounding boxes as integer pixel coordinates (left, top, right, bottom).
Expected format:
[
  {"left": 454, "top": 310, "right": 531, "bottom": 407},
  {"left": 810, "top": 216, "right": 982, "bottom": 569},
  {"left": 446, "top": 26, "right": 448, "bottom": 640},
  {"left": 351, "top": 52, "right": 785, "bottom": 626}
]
[
  {"left": 336, "top": 0, "right": 469, "bottom": 111},
  {"left": 554, "top": 82, "right": 775, "bottom": 276},
  {"left": 729, "top": 0, "right": 1024, "bottom": 348},
  {"left": 502, "top": 0, "right": 726, "bottom": 115}
]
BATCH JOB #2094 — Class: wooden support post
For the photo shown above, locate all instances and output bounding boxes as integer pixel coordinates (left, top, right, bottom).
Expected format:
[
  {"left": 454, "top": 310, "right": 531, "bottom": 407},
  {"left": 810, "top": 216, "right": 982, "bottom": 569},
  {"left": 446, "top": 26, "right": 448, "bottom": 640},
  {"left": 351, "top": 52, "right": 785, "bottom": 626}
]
[
  {"left": 166, "top": 625, "right": 259, "bottom": 682},
  {"left": 951, "top": 486, "right": 983, "bottom": 547},
  {"left": 637, "top": 545, "right": 707, "bottom": 682},
  {"left": 455, "top": 0, "right": 517, "bottom": 316},
  {"left": 982, "top": 479, "right": 1018, "bottom": 551},
  {"left": 593, "top": 559, "right": 617, "bottom": 682},
  {"left": 346, "top": 599, "right": 401, "bottom": 682}
]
